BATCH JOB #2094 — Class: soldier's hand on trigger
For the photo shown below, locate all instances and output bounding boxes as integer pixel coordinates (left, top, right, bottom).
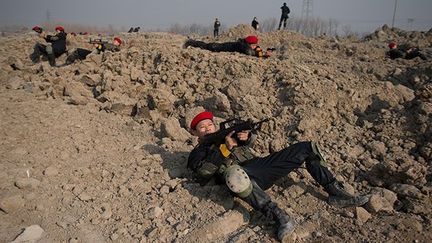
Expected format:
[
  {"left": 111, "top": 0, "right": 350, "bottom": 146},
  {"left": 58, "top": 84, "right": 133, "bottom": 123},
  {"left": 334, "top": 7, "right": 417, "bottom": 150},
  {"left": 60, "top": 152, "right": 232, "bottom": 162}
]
[
  {"left": 236, "top": 130, "right": 250, "bottom": 141},
  {"left": 225, "top": 131, "right": 238, "bottom": 150}
]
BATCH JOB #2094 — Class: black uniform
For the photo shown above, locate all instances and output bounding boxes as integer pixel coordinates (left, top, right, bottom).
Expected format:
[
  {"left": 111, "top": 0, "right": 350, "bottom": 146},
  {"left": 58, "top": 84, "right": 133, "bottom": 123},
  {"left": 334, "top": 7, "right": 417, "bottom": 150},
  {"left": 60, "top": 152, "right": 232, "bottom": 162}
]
[
  {"left": 188, "top": 140, "right": 335, "bottom": 190},
  {"left": 387, "top": 47, "right": 427, "bottom": 60},
  {"left": 214, "top": 20, "right": 221, "bottom": 38},
  {"left": 184, "top": 38, "right": 265, "bottom": 57},
  {"left": 188, "top": 126, "right": 370, "bottom": 239},
  {"left": 278, "top": 4, "right": 291, "bottom": 30},
  {"left": 65, "top": 43, "right": 120, "bottom": 65},
  {"left": 30, "top": 32, "right": 67, "bottom": 66},
  {"left": 251, "top": 19, "right": 259, "bottom": 30}
]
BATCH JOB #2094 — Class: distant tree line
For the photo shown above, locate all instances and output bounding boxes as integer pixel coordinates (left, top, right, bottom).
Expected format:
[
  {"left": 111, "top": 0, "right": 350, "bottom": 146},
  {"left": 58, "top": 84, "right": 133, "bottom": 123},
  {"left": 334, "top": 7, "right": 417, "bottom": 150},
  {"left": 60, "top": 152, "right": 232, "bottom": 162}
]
[
  {"left": 168, "top": 17, "right": 358, "bottom": 37},
  {"left": 1, "top": 17, "right": 358, "bottom": 37}
]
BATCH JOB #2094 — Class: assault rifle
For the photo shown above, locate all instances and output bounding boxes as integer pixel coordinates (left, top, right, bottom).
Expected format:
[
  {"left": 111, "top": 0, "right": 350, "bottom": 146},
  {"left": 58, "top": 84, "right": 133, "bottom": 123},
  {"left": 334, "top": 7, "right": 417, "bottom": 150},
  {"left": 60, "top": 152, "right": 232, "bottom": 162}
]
[
  {"left": 266, "top": 47, "right": 276, "bottom": 51},
  {"left": 201, "top": 118, "right": 270, "bottom": 146},
  {"left": 89, "top": 38, "right": 108, "bottom": 45}
]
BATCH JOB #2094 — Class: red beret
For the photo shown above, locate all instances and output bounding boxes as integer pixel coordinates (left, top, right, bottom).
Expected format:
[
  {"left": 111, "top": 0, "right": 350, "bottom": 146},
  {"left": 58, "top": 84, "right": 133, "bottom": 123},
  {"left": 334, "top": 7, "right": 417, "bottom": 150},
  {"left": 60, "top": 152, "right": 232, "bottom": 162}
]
[
  {"left": 114, "top": 37, "right": 122, "bottom": 45},
  {"left": 388, "top": 42, "right": 396, "bottom": 49},
  {"left": 32, "top": 26, "right": 41, "bottom": 31},
  {"left": 245, "top": 35, "right": 258, "bottom": 44},
  {"left": 190, "top": 111, "right": 214, "bottom": 130},
  {"left": 55, "top": 26, "right": 65, "bottom": 32}
]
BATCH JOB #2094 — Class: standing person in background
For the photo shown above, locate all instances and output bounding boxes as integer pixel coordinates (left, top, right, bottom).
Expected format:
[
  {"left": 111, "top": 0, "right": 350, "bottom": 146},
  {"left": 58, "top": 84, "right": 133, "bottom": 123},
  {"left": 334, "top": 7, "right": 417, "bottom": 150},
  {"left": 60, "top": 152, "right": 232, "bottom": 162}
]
[
  {"left": 214, "top": 18, "right": 221, "bottom": 38},
  {"left": 278, "top": 2, "right": 290, "bottom": 30},
  {"left": 251, "top": 17, "right": 259, "bottom": 31}
]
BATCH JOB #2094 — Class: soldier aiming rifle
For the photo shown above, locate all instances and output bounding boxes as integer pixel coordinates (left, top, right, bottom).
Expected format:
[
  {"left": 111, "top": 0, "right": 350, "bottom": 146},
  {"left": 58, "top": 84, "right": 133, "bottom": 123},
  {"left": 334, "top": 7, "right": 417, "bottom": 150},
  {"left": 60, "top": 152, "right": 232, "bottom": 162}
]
[
  {"left": 64, "top": 37, "right": 122, "bottom": 66},
  {"left": 188, "top": 111, "right": 370, "bottom": 241}
]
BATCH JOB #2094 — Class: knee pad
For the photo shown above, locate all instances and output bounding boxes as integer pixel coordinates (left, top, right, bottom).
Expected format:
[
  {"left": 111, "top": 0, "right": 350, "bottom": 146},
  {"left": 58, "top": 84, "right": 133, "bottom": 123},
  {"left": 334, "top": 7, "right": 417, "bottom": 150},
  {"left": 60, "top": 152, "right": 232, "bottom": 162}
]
[
  {"left": 46, "top": 45, "right": 53, "bottom": 54},
  {"left": 224, "top": 165, "right": 252, "bottom": 198},
  {"left": 311, "top": 141, "right": 327, "bottom": 166}
]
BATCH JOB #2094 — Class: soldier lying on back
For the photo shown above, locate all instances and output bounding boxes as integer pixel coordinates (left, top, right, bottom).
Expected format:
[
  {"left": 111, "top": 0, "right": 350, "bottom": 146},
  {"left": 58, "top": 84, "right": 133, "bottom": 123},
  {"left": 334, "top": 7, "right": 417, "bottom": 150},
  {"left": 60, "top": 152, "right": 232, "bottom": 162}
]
[
  {"left": 64, "top": 37, "right": 122, "bottom": 66},
  {"left": 187, "top": 111, "right": 370, "bottom": 241}
]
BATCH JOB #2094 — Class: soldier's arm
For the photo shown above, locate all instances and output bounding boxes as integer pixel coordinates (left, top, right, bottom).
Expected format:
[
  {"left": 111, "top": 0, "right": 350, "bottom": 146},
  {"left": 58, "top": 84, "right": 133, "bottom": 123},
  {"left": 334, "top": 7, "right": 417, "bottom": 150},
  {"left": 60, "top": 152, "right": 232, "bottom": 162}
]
[
  {"left": 47, "top": 32, "right": 67, "bottom": 42},
  {"left": 187, "top": 145, "right": 228, "bottom": 180}
]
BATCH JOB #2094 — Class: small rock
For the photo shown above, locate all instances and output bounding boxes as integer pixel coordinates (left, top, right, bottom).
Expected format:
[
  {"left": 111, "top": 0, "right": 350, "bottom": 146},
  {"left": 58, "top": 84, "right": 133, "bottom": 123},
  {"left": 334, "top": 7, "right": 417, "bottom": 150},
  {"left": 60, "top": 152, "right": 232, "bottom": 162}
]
[
  {"left": 43, "top": 166, "right": 58, "bottom": 176},
  {"left": 148, "top": 206, "right": 163, "bottom": 219},
  {"left": 6, "top": 76, "right": 24, "bottom": 90},
  {"left": 160, "top": 117, "right": 190, "bottom": 142},
  {"left": 166, "top": 216, "right": 176, "bottom": 225},
  {"left": 0, "top": 195, "right": 25, "bottom": 213},
  {"left": 11, "top": 225, "right": 44, "bottom": 243},
  {"left": 284, "top": 184, "right": 305, "bottom": 198},
  {"left": 110, "top": 233, "right": 119, "bottom": 241},
  {"left": 159, "top": 185, "right": 170, "bottom": 195},
  {"left": 100, "top": 204, "right": 112, "bottom": 219},
  {"left": 341, "top": 210, "right": 354, "bottom": 218},
  {"left": 80, "top": 74, "right": 101, "bottom": 87},
  {"left": 368, "top": 141, "right": 387, "bottom": 157},
  {"left": 365, "top": 188, "right": 397, "bottom": 213},
  {"left": 15, "top": 178, "right": 41, "bottom": 189},
  {"left": 390, "top": 183, "right": 423, "bottom": 199},
  {"left": 78, "top": 192, "right": 92, "bottom": 201},
  {"left": 355, "top": 207, "right": 372, "bottom": 224}
]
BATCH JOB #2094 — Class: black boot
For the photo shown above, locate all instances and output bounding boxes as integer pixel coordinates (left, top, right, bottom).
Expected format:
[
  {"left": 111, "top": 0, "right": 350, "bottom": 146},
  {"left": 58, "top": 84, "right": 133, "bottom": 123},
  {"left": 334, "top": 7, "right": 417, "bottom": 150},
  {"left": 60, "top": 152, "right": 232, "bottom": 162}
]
[
  {"left": 243, "top": 180, "right": 295, "bottom": 241},
  {"left": 47, "top": 54, "right": 56, "bottom": 67},
  {"left": 262, "top": 202, "right": 295, "bottom": 241},
  {"left": 325, "top": 181, "right": 370, "bottom": 207}
]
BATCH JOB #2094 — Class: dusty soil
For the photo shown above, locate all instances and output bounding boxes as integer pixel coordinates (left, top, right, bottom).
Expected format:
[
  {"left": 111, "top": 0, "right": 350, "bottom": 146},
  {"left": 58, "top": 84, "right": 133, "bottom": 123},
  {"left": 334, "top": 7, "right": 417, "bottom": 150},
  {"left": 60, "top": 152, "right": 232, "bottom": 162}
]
[{"left": 0, "top": 24, "right": 431, "bottom": 242}]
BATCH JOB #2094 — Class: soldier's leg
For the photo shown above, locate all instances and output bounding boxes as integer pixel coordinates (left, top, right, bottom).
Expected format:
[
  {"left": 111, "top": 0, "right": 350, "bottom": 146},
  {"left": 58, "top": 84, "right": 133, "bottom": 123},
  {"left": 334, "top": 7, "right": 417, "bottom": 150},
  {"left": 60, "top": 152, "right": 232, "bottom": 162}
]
[
  {"left": 30, "top": 43, "right": 46, "bottom": 63},
  {"left": 283, "top": 17, "right": 288, "bottom": 29},
  {"left": 45, "top": 45, "right": 56, "bottom": 67},
  {"left": 278, "top": 16, "right": 284, "bottom": 30},
  {"left": 243, "top": 141, "right": 334, "bottom": 190},
  {"left": 244, "top": 141, "right": 369, "bottom": 207},
  {"left": 183, "top": 39, "right": 212, "bottom": 50},
  {"left": 224, "top": 165, "right": 294, "bottom": 241}
]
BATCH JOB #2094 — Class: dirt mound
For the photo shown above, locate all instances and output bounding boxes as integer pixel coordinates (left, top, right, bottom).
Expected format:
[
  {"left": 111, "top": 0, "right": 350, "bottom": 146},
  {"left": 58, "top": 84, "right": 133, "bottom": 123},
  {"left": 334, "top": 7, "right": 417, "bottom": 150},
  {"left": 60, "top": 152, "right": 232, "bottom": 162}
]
[{"left": 0, "top": 25, "right": 431, "bottom": 242}]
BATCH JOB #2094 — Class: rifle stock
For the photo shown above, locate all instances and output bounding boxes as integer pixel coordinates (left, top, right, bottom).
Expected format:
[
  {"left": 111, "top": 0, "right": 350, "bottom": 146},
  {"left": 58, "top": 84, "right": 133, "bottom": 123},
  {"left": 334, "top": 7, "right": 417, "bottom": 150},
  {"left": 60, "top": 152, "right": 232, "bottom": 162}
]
[{"left": 201, "top": 118, "right": 269, "bottom": 146}]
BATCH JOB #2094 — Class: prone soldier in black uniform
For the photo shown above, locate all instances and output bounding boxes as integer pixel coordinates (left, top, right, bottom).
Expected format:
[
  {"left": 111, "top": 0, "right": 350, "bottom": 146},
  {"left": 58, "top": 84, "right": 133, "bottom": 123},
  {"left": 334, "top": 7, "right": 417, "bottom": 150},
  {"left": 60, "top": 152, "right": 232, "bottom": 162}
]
[
  {"left": 387, "top": 42, "right": 427, "bottom": 60},
  {"left": 64, "top": 37, "right": 122, "bottom": 65},
  {"left": 187, "top": 111, "right": 370, "bottom": 241},
  {"left": 183, "top": 35, "right": 273, "bottom": 58}
]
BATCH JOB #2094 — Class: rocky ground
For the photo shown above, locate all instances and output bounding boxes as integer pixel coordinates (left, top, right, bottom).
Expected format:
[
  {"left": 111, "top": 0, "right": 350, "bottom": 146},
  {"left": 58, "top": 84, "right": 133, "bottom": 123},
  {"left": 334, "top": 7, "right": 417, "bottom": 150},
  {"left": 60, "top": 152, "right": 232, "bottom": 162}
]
[{"left": 0, "top": 24, "right": 431, "bottom": 242}]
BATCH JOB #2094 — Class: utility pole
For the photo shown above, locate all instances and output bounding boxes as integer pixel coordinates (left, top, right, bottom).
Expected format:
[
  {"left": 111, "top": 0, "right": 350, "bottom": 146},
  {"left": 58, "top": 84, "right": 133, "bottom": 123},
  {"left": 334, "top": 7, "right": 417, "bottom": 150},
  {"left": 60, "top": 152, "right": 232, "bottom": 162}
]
[
  {"left": 302, "top": 0, "right": 313, "bottom": 21},
  {"left": 46, "top": 9, "right": 51, "bottom": 23},
  {"left": 391, "top": 0, "right": 398, "bottom": 28},
  {"left": 407, "top": 18, "right": 414, "bottom": 30},
  {"left": 301, "top": 0, "right": 314, "bottom": 35}
]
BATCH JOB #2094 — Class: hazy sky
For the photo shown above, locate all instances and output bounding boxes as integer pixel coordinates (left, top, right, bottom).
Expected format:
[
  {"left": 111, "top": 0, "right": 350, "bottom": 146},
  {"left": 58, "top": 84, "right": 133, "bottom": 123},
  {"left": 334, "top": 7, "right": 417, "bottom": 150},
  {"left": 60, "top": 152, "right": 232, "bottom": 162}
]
[{"left": 1, "top": 0, "right": 431, "bottom": 33}]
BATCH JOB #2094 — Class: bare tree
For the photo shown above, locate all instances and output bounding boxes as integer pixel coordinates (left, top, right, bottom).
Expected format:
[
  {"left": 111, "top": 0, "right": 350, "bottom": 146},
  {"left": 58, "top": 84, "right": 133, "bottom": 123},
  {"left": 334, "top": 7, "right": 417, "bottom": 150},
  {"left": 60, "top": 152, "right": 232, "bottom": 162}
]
[
  {"left": 261, "top": 18, "right": 278, "bottom": 32},
  {"left": 341, "top": 25, "right": 353, "bottom": 37}
]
